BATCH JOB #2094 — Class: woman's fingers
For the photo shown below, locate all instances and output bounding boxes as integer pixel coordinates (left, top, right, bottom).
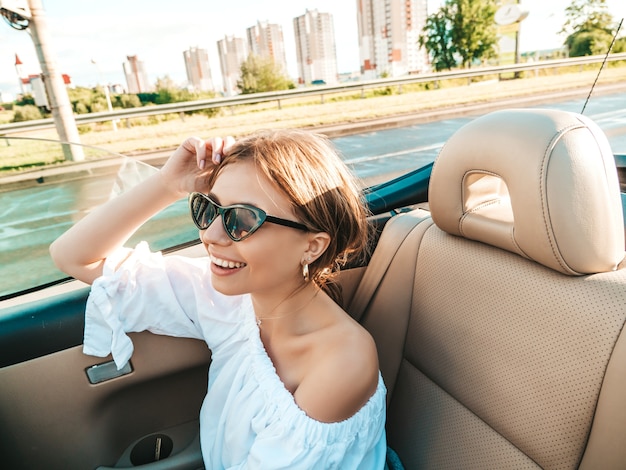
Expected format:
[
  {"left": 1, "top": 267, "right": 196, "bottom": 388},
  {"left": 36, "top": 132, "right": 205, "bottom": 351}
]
[
  {"left": 177, "top": 135, "right": 236, "bottom": 170},
  {"left": 190, "top": 136, "right": 208, "bottom": 170},
  {"left": 223, "top": 135, "right": 236, "bottom": 153},
  {"left": 210, "top": 137, "right": 224, "bottom": 164},
  {"left": 209, "top": 136, "right": 235, "bottom": 164}
]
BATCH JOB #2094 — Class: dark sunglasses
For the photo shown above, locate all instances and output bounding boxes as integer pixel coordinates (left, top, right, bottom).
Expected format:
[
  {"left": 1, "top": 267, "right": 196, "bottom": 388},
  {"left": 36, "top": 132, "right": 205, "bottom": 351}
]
[{"left": 189, "top": 192, "right": 309, "bottom": 241}]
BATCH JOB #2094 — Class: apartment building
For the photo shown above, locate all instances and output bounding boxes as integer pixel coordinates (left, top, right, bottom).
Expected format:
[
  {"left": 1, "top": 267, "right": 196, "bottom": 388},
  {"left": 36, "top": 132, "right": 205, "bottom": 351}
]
[
  {"left": 183, "top": 47, "right": 214, "bottom": 92},
  {"left": 123, "top": 55, "right": 151, "bottom": 93},
  {"left": 357, "top": 0, "right": 429, "bottom": 79},
  {"left": 217, "top": 35, "right": 247, "bottom": 96},
  {"left": 293, "top": 9, "right": 338, "bottom": 85},
  {"left": 246, "top": 21, "right": 288, "bottom": 71}
]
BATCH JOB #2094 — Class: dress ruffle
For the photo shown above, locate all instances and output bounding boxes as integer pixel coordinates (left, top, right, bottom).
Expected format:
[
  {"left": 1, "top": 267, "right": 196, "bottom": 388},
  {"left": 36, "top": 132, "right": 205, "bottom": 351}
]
[
  {"left": 83, "top": 245, "right": 137, "bottom": 368},
  {"left": 242, "top": 312, "right": 387, "bottom": 445}
]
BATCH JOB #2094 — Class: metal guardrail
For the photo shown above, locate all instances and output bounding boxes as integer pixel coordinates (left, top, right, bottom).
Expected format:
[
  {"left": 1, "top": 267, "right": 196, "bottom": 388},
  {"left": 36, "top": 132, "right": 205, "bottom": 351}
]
[{"left": 2, "top": 52, "right": 626, "bottom": 135}]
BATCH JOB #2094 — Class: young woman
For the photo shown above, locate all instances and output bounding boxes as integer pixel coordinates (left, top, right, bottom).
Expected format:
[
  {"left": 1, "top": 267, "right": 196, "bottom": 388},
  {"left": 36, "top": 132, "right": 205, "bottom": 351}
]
[{"left": 50, "top": 129, "right": 387, "bottom": 468}]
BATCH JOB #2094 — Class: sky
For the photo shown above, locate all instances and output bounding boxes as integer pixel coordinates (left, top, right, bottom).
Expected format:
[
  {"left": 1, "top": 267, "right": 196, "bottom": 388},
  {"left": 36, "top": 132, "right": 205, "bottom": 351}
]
[{"left": 1, "top": 0, "right": 625, "bottom": 99}]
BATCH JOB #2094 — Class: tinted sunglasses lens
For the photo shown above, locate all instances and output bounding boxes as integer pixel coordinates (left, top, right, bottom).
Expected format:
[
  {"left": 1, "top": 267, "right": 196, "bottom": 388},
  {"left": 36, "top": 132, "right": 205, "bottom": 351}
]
[
  {"left": 190, "top": 194, "right": 217, "bottom": 229},
  {"left": 224, "top": 207, "right": 264, "bottom": 240}
]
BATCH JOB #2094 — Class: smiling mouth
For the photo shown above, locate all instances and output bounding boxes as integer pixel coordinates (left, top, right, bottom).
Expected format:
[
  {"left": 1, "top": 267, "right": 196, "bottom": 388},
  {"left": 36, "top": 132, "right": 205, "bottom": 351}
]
[{"left": 210, "top": 255, "right": 247, "bottom": 269}]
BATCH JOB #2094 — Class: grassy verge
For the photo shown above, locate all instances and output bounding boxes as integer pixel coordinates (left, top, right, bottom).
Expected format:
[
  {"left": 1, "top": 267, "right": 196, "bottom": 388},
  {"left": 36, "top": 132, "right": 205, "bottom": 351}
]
[
  {"left": 0, "top": 109, "right": 14, "bottom": 125},
  {"left": 3, "top": 63, "right": 626, "bottom": 174}
]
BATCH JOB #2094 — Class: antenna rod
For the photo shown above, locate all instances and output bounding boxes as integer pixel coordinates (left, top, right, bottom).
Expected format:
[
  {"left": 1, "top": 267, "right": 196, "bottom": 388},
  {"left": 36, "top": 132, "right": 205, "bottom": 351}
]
[{"left": 581, "top": 18, "right": 623, "bottom": 114}]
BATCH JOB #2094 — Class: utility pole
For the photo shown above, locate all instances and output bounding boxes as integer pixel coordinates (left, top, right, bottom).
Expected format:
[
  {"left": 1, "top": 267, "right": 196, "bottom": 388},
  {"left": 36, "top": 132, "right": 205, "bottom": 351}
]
[
  {"left": 27, "top": 0, "right": 83, "bottom": 161},
  {"left": 1, "top": 0, "right": 83, "bottom": 161}
]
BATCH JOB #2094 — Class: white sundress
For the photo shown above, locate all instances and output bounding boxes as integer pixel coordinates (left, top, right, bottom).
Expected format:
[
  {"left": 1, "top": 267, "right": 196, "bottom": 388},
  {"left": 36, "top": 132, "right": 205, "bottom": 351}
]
[{"left": 83, "top": 242, "right": 388, "bottom": 469}]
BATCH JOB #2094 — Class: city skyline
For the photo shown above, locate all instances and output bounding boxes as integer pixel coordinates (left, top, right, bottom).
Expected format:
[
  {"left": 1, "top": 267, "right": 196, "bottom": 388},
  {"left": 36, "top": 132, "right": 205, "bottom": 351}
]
[
  {"left": 1, "top": 0, "right": 625, "bottom": 98},
  {"left": 0, "top": 0, "right": 362, "bottom": 97}
]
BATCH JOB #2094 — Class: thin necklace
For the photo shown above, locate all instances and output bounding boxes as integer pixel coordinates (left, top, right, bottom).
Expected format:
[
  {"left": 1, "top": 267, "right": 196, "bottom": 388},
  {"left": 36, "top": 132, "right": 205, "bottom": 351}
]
[{"left": 255, "top": 288, "right": 319, "bottom": 327}]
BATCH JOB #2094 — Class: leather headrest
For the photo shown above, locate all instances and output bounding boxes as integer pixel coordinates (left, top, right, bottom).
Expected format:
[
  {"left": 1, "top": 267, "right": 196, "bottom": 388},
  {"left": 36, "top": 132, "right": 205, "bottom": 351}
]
[{"left": 429, "top": 108, "right": 625, "bottom": 275}]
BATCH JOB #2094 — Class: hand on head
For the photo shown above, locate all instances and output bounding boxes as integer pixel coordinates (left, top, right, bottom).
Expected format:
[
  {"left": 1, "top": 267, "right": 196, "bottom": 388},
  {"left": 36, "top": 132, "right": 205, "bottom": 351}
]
[
  {"left": 160, "top": 136, "right": 235, "bottom": 197},
  {"left": 204, "top": 136, "right": 235, "bottom": 166}
]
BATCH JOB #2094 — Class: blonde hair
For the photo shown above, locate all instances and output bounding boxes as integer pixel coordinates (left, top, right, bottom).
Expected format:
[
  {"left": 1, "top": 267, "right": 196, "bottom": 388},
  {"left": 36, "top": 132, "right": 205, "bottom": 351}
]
[{"left": 207, "top": 129, "right": 371, "bottom": 304}]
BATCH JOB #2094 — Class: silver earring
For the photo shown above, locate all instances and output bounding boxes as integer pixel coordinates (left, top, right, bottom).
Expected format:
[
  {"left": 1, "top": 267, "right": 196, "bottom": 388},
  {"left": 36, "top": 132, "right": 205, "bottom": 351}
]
[{"left": 302, "top": 263, "right": 310, "bottom": 282}]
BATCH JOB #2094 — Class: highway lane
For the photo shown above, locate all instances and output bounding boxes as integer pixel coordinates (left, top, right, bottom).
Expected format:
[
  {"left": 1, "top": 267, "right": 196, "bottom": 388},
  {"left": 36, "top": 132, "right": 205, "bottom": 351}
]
[
  {"left": 335, "top": 91, "right": 626, "bottom": 183},
  {"left": 2, "top": 93, "right": 626, "bottom": 298}
]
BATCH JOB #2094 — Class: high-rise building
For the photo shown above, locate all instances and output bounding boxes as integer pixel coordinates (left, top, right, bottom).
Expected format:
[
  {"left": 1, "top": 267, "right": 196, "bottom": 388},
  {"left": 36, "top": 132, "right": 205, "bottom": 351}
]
[
  {"left": 217, "top": 35, "right": 247, "bottom": 96},
  {"left": 183, "top": 47, "right": 214, "bottom": 92},
  {"left": 123, "top": 55, "right": 151, "bottom": 93},
  {"left": 246, "top": 21, "right": 288, "bottom": 72},
  {"left": 357, "top": 0, "right": 430, "bottom": 79},
  {"left": 293, "top": 9, "right": 338, "bottom": 85}
]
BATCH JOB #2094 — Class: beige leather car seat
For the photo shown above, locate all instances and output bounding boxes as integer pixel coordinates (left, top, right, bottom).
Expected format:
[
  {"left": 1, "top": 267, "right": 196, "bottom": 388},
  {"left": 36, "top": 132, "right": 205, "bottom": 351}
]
[{"left": 357, "top": 109, "right": 626, "bottom": 469}]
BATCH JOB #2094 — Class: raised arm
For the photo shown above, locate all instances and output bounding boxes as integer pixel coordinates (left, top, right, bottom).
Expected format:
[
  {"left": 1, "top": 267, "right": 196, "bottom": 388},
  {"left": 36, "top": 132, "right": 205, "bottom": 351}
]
[{"left": 49, "top": 136, "right": 232, "bottom": 285}]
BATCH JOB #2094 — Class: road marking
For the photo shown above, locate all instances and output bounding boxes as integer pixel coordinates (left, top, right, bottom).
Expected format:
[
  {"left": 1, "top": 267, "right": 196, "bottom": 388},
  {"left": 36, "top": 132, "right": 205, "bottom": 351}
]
[
  {"left": 345, "top": 142, "right": 444, "bottom": 164},
  {"left": 588, "top": 109, "right": 626, "bottom": 121}
]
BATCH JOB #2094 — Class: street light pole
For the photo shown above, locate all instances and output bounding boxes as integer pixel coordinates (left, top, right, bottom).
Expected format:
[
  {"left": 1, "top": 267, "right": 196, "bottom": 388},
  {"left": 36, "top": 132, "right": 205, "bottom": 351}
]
[
  {"left": 91, "top": 59, "right": 117, "bottom": 132},
  {"left": 27, "top": 0, "right": 83, "bottom": 161}
]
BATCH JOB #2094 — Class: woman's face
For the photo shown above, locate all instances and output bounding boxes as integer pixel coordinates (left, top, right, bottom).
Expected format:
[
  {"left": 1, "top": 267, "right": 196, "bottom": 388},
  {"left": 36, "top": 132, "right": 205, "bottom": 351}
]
[{"left": 200, "top": 160, "right": 311, "bottom": 298}]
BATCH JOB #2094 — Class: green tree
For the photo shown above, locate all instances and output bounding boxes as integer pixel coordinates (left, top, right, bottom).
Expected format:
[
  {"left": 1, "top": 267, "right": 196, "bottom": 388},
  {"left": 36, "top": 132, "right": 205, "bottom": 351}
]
[
  {"left": 419, "top": 0, "right": 498, "bottom": 70},
  {"left": 116, "top": 94, "right": 142, "bottom": 109},
  {"left": 66, "top": 87, "right": 114, "bottom": 114},
  {"left": 154, "top": 75, "right": 216, "bottom": 104},
  {"left": 89, "top": 93, "right": 109, "bottom": 113},
  {"left": 449, "top": 0, "right": 498, "bottom": 68},
  {"left": 568, "top": 30, "right": 612, "bottom": 56},
  {"left": 68, "top": 87, "right": 96, "bottom": 114},
  {"left": 419, "top": 6, "right": 457, "bottom": 71},
  {"left": 237, "top": 54, "right": 294, "bottom": 94},
  {"left": 12, "top": 105, "right": 43, "bottom": 122},
  {"left": 614, "top": 36, "right": 626, "bottom": 53},
  {"left": 155, "top": 76, "right": 186, "bottom": 104},
  {"left": 561, "top": 0, "right": 617, "bottom": 56},
  {"left": 15, "top": 94, "right": 35, "bottom": 107},
  {"left": 153, "top": 75, "right": 218, "bottom": 117}
]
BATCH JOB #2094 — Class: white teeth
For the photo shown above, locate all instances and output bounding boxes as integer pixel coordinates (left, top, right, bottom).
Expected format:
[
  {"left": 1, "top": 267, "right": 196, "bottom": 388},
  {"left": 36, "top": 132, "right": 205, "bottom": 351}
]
[{"left": 211, "top": 255, "right": 246, "bottom": 269}]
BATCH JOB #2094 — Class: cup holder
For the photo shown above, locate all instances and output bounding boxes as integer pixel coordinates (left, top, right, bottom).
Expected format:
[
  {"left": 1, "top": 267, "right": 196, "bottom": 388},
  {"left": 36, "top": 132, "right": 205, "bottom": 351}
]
[{"left": 130, "top": 433, "right": 173, "bottom": 466}]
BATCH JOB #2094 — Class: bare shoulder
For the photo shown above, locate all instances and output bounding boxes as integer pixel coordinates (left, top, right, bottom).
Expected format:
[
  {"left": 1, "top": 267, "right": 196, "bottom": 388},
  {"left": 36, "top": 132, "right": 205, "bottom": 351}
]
[{"left": 294, "top": 316, "right": 380, "bottom": 423}]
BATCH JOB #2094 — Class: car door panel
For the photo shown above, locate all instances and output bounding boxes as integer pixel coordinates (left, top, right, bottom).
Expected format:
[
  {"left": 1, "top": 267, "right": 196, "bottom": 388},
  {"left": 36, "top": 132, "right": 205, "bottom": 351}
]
[
  {"left": 0, "top": 329, "right": 210, "bottom": 469},
  {"left": 0, "top": 286, "right": 89, "bottom": 368}
]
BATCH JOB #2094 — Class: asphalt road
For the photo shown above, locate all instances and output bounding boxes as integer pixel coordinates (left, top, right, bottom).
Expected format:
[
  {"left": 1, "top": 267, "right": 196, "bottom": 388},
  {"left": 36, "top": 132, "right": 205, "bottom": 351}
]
[
  {"left": 334, "top": 90, "right": 626, "bottom": 185},
  {"left": 2, "top": 92, "right": 626, "bottom": 298}
]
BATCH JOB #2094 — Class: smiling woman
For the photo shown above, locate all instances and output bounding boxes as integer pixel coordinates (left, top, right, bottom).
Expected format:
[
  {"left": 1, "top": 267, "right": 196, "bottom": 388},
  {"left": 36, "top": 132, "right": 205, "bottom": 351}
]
[{"left": 48, "top": 129, "right": 388, "bottom": 469}]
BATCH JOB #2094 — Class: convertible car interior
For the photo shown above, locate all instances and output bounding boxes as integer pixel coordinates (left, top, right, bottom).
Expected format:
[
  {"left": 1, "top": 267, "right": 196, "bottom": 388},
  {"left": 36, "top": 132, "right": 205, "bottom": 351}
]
[{"left": 1, "top": 108, "right": 625, "bottom": 469}]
